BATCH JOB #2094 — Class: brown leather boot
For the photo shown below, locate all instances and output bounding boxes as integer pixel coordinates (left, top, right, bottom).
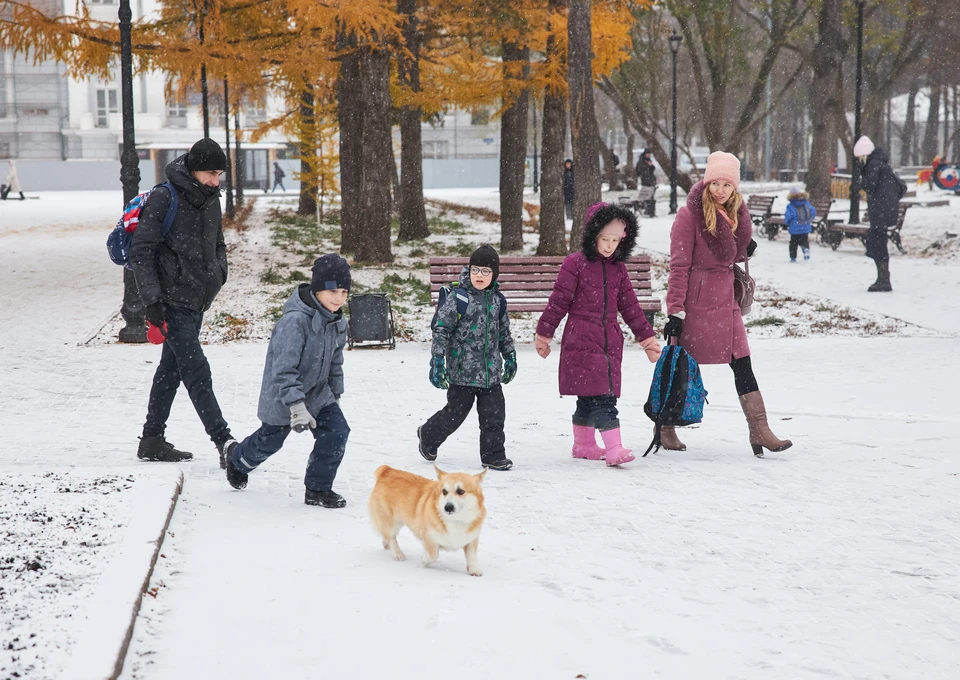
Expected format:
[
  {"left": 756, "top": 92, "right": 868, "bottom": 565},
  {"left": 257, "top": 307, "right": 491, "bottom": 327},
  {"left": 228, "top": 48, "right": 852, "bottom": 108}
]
[
  {"left": 738, "top": 391, "right": 792, "bottom": 457},
  {"left": 658, "top": 426, "right": 686, "bottom": 451}
]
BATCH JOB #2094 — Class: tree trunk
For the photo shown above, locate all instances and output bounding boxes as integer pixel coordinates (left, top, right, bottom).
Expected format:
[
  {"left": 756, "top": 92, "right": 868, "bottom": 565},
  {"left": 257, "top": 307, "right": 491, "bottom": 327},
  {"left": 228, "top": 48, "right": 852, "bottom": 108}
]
[
  {"left": 297, "top": 83, "right": 317, "bottom": 216},
  {"left": 396, "top": 0, "right": 429, "bottom": 241},
  {"left": 806, "top": 0, "right": 844, "bottom": 200},
  {"left": 922, "top": 76, "right": 942, "bottom": 165},
  {"left": 903, "top": 80, "right": 919, "bottom": 165},
  {"left": 538, "top": 91, "right": 567, "bottom": 256},
  {"left": 337, "top": 32, "right": 363, "bottom": 254},
  {"left": 567, "top": 0, "right": 602, "bottom": 251},
  {"left": 499, "top": 41, "right": 529, "bottom": 253},
  {"left": 598, "top": 134, "right": 620, "bottom": 190},
  {"left": 623, "top": 114, "right": 635, "bottom": 182},
  {"left": 356, "top": 45, "right": 394, "bottom": 263}
]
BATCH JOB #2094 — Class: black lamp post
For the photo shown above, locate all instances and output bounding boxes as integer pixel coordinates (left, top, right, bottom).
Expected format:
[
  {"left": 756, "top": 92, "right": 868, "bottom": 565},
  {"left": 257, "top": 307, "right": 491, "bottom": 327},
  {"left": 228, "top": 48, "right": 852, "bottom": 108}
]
[
  {"left": 117, "top": 0, "right": 146, "bottom": 343},
  {"left": 223, "top": 77, "right": 234, "bottom": 219},
  {"left": 669, "top": 30, "right": 682, "bottom": 215},
  {"left": 849, "top": 0, "right": 866, "bottom": 224}
]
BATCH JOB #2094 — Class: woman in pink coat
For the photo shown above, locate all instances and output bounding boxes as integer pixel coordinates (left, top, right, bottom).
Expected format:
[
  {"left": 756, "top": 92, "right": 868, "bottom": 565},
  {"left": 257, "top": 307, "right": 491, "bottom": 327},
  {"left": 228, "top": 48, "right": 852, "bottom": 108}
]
[
  {"left": 536, "top": 203, "right": 661, "bottom": 466},
  {"left": 663, "top": 152, "right": 792, "bottom": 458}
]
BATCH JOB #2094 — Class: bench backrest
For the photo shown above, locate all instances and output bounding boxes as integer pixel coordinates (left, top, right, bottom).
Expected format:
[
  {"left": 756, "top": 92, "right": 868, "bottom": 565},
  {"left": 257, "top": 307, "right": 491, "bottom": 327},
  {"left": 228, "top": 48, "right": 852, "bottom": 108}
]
[
  {"left": 746, "top": 195, "right": 776, "bottom": 216},
  {"left": 429, "top": 256, "right": 659, "bottom": 314},
  {"left": 810, "top": 198, "right": 833, "bottom": 225}
]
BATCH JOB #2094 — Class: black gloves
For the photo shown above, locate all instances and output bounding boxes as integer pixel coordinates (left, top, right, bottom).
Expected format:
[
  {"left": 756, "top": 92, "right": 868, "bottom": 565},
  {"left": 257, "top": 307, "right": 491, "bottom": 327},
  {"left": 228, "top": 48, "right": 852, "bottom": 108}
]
[
  {"left": 747, "top": 238, "right": 758, "bottom": 258},
  {"left": 145, "top": 302, "right": 167, "bottom": 333},
  {"left": 663, "top": 315, "right": 683, "bottom": 340}
]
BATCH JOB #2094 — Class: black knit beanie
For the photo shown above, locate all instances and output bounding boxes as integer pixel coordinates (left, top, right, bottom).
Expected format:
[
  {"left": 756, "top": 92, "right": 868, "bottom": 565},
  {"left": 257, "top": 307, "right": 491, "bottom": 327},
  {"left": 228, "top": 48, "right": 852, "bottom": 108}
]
[
  {"left": 186, "top": 138, "right": 227, "bottom": 172},
  {"left": 311, "top": 253, "right": 352, "bottom": 293},
  {"left": 469, "top": 244, "right": 500, "bottom": 282}
]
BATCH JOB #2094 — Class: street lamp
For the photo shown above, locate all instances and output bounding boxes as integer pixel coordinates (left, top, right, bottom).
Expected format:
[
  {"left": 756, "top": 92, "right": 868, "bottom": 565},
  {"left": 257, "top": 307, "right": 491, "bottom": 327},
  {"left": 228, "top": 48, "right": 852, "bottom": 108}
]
[
  {"left": 669, "top": 30, "right": 682, "bottom": 215},
  {"left": 849, "top": 0, "right": 866, "bottom": 224},
  {"left": 117, "top": 0, "right": 146, "bottom": 343}
]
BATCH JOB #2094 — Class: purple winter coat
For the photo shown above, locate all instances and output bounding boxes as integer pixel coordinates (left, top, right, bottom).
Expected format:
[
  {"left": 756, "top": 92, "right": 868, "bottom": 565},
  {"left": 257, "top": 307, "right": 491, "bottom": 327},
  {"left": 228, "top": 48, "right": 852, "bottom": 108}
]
[
  {"left": 666, "top": 181, "right": 752, "bottom": 365},
  {"left": 536, "top": 204, "right": 655, "bottom": 398}
]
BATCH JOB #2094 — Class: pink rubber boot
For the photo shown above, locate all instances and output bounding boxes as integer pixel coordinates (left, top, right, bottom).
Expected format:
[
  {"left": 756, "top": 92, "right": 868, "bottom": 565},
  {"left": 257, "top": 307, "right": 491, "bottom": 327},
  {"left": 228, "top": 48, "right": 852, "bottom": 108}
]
[
  {"left": 571, "top": 424, "right": 605, "bottom": 460},
  {"left": 600, "top": 428, "right": 635, "bottom": 466}
]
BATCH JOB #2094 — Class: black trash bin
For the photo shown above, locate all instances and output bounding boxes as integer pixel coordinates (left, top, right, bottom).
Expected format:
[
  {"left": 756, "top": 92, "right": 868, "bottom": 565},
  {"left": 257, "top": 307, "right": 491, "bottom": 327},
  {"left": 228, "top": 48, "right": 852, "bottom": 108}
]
[{"left": 346, "top": 293, "right": 396, "bottom": 350}]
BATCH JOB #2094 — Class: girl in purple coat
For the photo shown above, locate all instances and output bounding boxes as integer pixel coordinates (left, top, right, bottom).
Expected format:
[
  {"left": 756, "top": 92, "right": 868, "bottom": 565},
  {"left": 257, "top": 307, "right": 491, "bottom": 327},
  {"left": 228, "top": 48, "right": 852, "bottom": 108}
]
[
  {"left": 663, "top": 152, "right": 791, "bottom": 457},
  {"left": 535, "top": 203, "right": 661, "bottom": 466}
]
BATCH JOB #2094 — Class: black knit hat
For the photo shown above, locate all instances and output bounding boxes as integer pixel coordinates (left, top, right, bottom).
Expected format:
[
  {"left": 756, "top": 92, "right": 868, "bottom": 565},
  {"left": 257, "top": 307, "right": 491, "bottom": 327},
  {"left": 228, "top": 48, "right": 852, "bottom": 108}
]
[
  {"left": 469, "top": 244, "right": 500, "bottom": 282},
  {"left": 311, "top": 253, "right": 351, "bottom": 293},
  {"left": 186, "top": 138, "right": 227, "bottom": 172}
]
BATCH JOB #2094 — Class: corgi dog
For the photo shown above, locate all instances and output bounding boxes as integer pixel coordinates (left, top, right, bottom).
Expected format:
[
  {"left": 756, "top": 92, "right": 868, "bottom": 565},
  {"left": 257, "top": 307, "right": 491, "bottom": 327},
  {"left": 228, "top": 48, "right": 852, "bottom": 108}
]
[{"left": 368, "top": 465, "right": 487, "bottom": 576}]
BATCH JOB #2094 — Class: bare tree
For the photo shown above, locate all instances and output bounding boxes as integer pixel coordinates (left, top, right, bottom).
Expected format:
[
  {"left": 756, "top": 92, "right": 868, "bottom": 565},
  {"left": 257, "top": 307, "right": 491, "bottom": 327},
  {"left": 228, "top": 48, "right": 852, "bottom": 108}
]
[
  {"left": 536, "top": 0, "right": 568, "bottom": 257},
  {"left": 499, "top": 42, "right": 530, "bottom": 252},
  {"left": 806, "top": 0, "right": 845, "bottom": 200},
  {"left": 396, "top": 0, "right": 429, "bottom": 241}
]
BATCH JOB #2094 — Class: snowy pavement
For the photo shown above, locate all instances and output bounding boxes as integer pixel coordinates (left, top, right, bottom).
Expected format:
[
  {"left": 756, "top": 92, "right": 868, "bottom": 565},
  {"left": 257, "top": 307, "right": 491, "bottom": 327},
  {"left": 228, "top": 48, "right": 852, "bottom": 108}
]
[{"left": 2, "top": 192, "right": 960, "bottom": 679}]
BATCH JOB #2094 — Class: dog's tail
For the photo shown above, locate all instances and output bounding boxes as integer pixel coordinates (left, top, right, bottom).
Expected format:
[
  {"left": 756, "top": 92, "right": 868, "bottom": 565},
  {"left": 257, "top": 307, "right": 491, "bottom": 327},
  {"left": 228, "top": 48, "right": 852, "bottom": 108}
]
[{"left": 373, "top": 464, "right": 391, "bottom": 481}]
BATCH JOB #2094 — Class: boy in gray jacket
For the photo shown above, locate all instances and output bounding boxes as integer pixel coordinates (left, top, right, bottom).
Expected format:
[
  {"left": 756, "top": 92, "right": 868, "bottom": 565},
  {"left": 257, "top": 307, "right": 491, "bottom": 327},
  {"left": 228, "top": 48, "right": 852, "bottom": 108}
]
[
  {"left": 223, "top": 254, "right": 351, "bottom": 508},
  {"left": 418, "top": 245, "right": 517, "bottom": 470}
]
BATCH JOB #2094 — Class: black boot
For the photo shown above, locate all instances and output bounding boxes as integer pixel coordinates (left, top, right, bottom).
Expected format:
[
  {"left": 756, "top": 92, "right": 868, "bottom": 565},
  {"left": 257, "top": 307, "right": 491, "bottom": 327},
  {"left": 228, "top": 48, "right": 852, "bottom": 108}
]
[
  {"left": 223, "top": 442, "right": 248, "bottom": 489},
  {"left": 138, "top": 435, "right": 193, "bottom": 462},
  {"left": 481, "top": 457, "right": 514, "bottom": 471},
  {"left": 305, "top": 489, "right": 346, "bottom": 508},
  {"left": 417, "top": 425, "right": 437, "bottom": 462},
  {"left": 868, "top": 261, "right": 892, "bottom": 292}
]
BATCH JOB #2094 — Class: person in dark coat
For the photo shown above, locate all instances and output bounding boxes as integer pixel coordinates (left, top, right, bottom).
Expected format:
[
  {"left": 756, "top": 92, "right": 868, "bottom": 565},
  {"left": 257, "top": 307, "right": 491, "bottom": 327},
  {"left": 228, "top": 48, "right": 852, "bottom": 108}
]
[
  {"left": 535, "top": 203, "right": 660, "bottom": 467},
  {"left": 562, "top": 159, "right": 575, "bottom": 220},
  {"left": 223, "top": 254, "right": 351, "bottom": 508},
  {"left": 271, "top": 162, "right": 286, "bottom": 192},
  {"left": 635, "top": 149, "right": 657, "bottom": 216},
  {"left": 129, "top": 138, "right": 233, "bottom": 463},
  {"left": 855, "top": 136, "right": 903, "bottom": 292},
  {"left": 418, "top": 245, "right": 517, "bottom": 471}
]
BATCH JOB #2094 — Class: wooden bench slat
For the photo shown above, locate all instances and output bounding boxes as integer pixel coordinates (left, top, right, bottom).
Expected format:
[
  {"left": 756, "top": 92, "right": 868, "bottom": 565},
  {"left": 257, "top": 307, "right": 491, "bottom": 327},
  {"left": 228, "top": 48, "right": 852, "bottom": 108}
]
[{"left": 430, "top": 271, "right": 652, "bottom": 284}]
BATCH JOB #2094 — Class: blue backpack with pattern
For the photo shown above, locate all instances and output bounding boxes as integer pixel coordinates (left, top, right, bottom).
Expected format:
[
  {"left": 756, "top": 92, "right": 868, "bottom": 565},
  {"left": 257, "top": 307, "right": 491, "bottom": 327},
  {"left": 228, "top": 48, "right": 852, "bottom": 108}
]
[{"left": 643, "top": 344, "right": 707, "bottom": 456}]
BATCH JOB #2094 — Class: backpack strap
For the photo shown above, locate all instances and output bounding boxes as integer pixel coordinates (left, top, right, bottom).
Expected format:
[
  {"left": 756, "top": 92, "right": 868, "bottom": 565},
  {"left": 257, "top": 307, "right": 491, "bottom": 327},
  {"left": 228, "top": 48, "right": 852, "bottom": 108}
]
[
  {"left": 156, "top": 182, "right": 178, "bottom": 237},
  {"left": 449, "top": 281, "right": 469, "bottom": 319}
]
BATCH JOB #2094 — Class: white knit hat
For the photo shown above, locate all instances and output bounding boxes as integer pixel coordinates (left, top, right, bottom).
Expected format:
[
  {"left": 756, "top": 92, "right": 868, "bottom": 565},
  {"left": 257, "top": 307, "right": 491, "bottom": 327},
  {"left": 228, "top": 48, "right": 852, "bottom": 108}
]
[
  {"left": 702, "top": 151, "right": 741, "bottom": 190},
  {"left": 853, "top": 136, "right": 875, "bottom": 157}
]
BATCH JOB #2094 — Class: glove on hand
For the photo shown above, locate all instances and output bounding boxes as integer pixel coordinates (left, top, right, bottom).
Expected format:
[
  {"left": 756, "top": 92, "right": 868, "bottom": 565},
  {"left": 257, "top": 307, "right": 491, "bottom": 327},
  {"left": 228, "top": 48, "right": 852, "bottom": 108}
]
[
  {"left": 535, "top": 334, "right": 551, "bottom": 359},
  {"left": 145, "top": 302, "right": 167, "bottom": 335},
  {"left": 663, "top": 315, "right": 683, "bottom": 340},
  {"left": 290, "top": 401, "right": 317, "bottom": 433},
  {"left": 639, "top": 336, "right": 662, "bottom": 363},
  {"left": 746, "top": 238, "right": 758, "bottom": 258},
  {"left": 501, "top": 351, "right": 518, "bottom": 384},
  {"left": 429, "top": 356, "right": 450, "bottom": 390}
]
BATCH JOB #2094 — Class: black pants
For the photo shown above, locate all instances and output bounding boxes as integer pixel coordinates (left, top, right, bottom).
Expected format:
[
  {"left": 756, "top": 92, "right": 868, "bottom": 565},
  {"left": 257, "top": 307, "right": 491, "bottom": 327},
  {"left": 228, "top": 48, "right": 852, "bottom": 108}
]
[
  {"left": 564, "top": 199, "right": 573, "bottom": 220},
  {"left": 865, "top": 226, "right": 890, "bottom": 263},
  {"left": 730, "top": 355, "right": 759, "bottom": 396},
  {"left": 788, "top": 233, "right": 809, "bottom": 259},
  {"left": 420, "top": 384, "right": 506, "bottom": 463},
  {"left": 142, "top": 305, "right": 231, "bottom": 446},
  {"left": 572, "top": 395, "right": 620, "bottom": 431}
]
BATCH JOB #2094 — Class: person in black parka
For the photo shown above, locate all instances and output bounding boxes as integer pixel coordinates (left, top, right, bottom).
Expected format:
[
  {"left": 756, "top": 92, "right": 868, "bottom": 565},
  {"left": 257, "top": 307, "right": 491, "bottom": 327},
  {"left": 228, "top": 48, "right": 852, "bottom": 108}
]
[
  {"left": 855, "top": 135, "right": 903, "bottom": 292},
  {"left": 562, "top": 159, "right": 575, "bottom": 220},
  {"left": 130, "top": 138, "right": 233, "bottom": 463},
  {"left": 635, "top": 149, "right": 657, "bottom": 216}
]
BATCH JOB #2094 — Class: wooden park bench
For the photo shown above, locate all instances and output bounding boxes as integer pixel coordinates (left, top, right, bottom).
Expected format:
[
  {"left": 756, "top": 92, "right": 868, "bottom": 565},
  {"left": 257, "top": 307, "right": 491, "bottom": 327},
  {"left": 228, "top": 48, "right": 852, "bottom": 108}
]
[
  {"left": 746, "top": 195, "right": 776, "bottom": 229},
  {"left": 429, "top": 256, "right": 662, "bottom": 326},
  {"left": 762, "top": 198, "right": 834, "bottom": 241},
  {"left": 617, "top": 187, "right": 656, "bottom": 217},
  {"left": 822, "top": 203, "right": 910, "bottom": 254}
]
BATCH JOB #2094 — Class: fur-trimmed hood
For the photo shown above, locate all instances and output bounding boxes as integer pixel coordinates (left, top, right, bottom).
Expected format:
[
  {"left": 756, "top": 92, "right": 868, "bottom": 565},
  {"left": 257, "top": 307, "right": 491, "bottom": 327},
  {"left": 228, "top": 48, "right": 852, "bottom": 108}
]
[
  {"left": 787, "top": 190, "right": 809, "bottom": 201},
  {"left": 580, "top": 203, "right": 638, "bottom": 263},
  {"left": 684, "top": 181, "right": 752, "bottom": 263}
]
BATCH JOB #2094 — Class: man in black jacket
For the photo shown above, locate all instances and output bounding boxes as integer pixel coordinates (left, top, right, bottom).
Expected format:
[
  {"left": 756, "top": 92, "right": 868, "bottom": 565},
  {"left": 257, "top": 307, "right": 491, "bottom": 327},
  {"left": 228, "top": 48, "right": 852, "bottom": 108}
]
[
  {"left": 855, "top": 135, "right": 903, "bottom": 292},
  {"left": 130, "top": 138, "right": 234, "bottom": 463},
  {"left": 636, "top": 149, "right": 657, "bottom": 217}
]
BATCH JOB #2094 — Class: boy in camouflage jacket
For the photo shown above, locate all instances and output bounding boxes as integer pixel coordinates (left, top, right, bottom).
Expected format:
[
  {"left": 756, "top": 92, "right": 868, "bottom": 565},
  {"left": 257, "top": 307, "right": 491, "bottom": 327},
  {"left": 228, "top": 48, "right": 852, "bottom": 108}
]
[{"left": 417, "top": 245, "right": 517, "bottom": 470}]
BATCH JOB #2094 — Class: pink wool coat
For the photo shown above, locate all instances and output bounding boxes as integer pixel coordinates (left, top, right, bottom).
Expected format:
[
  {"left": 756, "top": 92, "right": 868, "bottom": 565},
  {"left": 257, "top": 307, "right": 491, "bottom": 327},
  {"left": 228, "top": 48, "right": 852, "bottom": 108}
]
[{"left": 666, "top": 181, "right": 752, "bottom": 365}]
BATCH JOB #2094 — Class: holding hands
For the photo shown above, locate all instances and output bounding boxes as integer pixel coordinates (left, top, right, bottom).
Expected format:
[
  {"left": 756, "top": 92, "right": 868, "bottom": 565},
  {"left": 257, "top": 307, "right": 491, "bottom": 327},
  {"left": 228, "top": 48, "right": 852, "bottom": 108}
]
[
  {"left": 535, "top": 334, "right": 552, "bottom": 359},
  {"left": 639, "top": 335, "right": 661, "bottom": 363}
]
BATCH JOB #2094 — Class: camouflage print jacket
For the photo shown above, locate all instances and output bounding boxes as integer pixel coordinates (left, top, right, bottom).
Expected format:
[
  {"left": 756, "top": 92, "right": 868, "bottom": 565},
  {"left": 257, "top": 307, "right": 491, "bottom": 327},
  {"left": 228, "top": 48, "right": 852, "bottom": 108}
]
[{"left": 431, "top": 266, "right": 515, "bottom": 389}]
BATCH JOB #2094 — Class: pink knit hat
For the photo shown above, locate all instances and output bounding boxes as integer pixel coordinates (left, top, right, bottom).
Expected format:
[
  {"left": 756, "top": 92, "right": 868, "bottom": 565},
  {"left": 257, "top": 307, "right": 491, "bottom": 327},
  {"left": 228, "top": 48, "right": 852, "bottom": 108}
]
[{"left": 702, "top": 151, "right": 741, "bottom": 190}]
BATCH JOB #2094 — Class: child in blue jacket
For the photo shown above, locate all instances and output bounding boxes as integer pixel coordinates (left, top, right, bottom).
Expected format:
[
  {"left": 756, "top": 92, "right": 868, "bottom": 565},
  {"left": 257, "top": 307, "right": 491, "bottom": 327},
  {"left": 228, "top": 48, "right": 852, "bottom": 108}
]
[{"left": 785, "top": 186, "right": 816, "bottom": 262}]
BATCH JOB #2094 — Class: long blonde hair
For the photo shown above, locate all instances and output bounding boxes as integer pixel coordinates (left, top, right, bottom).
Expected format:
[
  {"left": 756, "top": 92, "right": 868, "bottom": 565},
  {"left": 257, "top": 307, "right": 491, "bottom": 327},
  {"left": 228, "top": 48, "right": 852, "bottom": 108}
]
[{"left": 702, "top": 185, "right": 743, "bottom": 236}]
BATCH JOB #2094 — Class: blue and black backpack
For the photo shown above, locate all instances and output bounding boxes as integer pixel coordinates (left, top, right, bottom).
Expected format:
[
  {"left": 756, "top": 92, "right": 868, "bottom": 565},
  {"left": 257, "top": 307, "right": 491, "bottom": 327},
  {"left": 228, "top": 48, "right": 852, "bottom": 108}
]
[
  {"left": 106, "top": 183, "right": 178, "bottom": 268},
  {"left": 430, "top": 281, "right": 506, "bottom": 331},
  {"left": 643, "top": 343, "right": 708, "bottom": 456}
]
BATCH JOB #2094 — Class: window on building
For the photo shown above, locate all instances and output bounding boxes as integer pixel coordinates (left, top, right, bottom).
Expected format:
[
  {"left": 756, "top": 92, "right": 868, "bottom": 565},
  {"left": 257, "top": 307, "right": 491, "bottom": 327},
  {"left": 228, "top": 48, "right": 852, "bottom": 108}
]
[
  {"left": 95, "top": 88, "right": 118, "bottom": 128},
  {"left": 471, "top": 108, "right": 491, "bottom": 126},
  {"left": 422, "top": 140, "right": 450, "bottom": 160},
  {"left": 167, "top": 101, "right": 188, "bottom": 128},
  {"left": 87, "top": 0, "right": 118, "bottom": 5}
]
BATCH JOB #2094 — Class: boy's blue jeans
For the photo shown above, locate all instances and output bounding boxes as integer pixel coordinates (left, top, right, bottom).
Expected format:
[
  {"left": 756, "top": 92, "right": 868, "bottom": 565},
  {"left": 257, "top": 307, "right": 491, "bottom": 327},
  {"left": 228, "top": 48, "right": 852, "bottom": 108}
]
[{"left": 232, "top": 402, "right": 349, "bottom": 492}]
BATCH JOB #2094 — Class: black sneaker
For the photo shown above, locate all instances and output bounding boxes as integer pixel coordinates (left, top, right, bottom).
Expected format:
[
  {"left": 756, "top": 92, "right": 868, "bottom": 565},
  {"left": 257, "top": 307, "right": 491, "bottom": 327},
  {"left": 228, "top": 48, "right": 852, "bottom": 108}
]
[
  {"left": 137, "top": 436, "right": 193, "bottom": 462},
  {"left": 482, "top": 458, "right": 514, "bottom": 471},
  {"left": 304, "top": 489, "right": 346, "bottom": 508},
  {"left": 223, "top": 442, "right": 248, "bottom": 489},
  {"left": 218, "top": 439, "right": 236, "bottom": 470},
  {"left": 417, "top": 426, "right": 437, "bottom": 462}
]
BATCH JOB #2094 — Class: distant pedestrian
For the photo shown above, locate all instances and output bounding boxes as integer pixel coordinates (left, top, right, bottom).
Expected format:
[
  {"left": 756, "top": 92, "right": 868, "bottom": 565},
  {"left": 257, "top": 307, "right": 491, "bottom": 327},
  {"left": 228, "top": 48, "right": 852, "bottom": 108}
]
[
  {"left": 636, "top": 149, "right": 657, "bottom": 217},
  {"left": 1, "top": 160, "right": 25, "bottom": 200},
  {"left": 129, "top": 138, "right": 234, "bottom": 464},
  {"left": 854, "top": 135, "right": 906, "bottom": 292},
  {"left": 271, "top": 162, "right": 286, "bottom": 192},
  {"left": 784, "top": 185, "right": 816, "bottom": 263},
  {"left": 223, "top": 254, "right": 352, "bottom": 508},
  {"left": 562, "top": 159, "right": 575, "bottom": 220}
]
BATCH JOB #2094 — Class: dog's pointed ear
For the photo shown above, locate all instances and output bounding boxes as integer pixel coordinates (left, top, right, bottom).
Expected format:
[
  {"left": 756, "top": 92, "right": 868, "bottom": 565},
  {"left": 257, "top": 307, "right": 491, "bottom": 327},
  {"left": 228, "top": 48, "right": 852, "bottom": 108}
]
[
  {"left": 475, "top": 468, "right": 487, "bottom": 483},
  {"left": 434, "top": 465, "right": 447, "bottom": 479}
]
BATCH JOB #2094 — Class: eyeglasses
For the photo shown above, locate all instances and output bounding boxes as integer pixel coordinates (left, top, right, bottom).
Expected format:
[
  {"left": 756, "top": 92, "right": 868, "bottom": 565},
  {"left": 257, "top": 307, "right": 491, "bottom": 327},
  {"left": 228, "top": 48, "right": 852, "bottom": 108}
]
[{"left": 470, "top": 266, "right": 493, "bottom": 277}]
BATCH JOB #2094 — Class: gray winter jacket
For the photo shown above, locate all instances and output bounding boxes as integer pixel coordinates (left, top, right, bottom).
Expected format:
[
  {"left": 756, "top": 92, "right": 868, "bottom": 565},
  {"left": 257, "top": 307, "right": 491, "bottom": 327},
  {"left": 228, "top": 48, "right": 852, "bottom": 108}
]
[
  {"left": 432, "top": 267, "right": 515, "bottom": 389},
  {"left": 257, "top": 284, "right": 347, "bottom": 426}
]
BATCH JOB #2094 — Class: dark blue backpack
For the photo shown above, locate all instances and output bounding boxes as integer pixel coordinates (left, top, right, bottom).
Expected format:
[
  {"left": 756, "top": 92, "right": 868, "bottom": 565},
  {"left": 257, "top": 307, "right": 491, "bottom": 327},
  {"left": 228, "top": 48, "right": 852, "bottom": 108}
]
[
  {"left": 106, "top": 183, "right": 178, "bottom": 268},
  {"left": 430, "top": 281, "right": 506, "bottom": 331},
  {"left": 643, "top": 344, "right": 708, "bottom": 456}
]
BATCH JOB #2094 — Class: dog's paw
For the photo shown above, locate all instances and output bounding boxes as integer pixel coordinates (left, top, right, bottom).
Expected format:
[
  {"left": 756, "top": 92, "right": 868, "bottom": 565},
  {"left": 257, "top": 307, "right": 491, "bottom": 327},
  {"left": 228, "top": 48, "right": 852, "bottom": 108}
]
[
  {"left": 392, "top": 549, "right": 406, "bottom": 561},
  {"left": 382, "top": 539, "right": 391, "bottom": 550},
  {"left": 467, "top": 563, "right": 483, "bottom": 577}
]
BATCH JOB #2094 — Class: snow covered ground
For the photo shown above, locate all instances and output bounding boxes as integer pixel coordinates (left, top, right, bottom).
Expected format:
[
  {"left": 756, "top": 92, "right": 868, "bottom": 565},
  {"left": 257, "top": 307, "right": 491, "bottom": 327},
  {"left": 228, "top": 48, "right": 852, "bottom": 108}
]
[{"left": 1, "top": 188, "right": 959, "bottom": 679}]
